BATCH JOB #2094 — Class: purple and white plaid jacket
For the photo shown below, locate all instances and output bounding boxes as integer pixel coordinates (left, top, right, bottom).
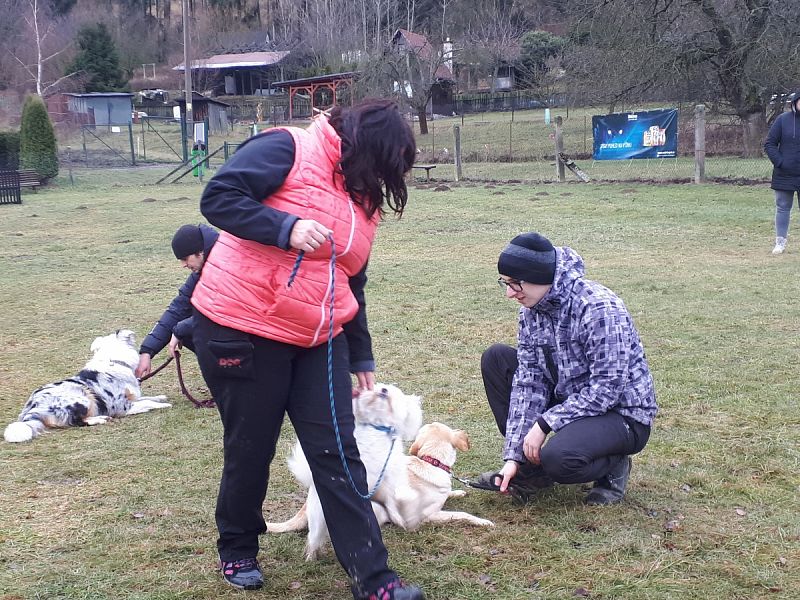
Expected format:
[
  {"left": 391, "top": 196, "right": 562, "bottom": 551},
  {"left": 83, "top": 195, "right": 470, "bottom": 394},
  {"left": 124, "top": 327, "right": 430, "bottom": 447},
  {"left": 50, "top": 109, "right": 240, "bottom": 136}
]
[{"left": 504, "top": 247, "right": 658, "bottom": 463}]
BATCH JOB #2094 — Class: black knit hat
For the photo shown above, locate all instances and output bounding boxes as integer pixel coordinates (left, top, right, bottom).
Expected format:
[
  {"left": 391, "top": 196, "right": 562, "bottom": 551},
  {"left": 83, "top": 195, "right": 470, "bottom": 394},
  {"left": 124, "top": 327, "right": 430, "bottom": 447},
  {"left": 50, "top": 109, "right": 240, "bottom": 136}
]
[
  {"left": 497, "top": 232, "right": 556, "bottom": 285},
  {"left": 171, "top": 224, "right": 205, "bottom": 259}
]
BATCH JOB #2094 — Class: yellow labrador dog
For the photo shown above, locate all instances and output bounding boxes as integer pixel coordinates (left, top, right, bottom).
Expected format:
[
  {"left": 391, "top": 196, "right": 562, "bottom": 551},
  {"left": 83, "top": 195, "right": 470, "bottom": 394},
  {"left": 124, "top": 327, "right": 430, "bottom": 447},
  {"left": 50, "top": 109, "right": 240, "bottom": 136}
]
[{"left": 371, "top": 421, "right": 495, "bottom": 530}]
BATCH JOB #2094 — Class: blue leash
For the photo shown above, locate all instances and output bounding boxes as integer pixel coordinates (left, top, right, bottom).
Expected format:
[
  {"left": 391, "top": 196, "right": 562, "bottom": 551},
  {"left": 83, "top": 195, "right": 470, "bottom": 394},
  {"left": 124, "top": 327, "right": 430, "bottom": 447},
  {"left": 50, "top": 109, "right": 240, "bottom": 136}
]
[{"left": 287, "top": 235, "right": 395, "bottom": 500}]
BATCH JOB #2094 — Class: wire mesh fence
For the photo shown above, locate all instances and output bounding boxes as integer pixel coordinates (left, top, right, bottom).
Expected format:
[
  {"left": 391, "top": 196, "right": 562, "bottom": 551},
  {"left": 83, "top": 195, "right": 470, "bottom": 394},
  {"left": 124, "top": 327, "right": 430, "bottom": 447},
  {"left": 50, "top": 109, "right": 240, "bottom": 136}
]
[
  {"left": 411, "top": 106, "right": 771, "bottom": 183},
  {"left": 51, "top": 104, "right": 774, "bottom": 184}
]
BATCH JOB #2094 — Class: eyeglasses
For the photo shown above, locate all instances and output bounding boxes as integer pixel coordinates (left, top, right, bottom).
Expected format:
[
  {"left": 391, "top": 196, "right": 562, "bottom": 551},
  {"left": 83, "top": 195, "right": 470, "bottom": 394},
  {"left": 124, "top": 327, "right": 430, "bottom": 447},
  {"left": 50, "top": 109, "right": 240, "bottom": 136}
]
[{"left": 497, "top": 277, "right": 524, "bottom": 292}]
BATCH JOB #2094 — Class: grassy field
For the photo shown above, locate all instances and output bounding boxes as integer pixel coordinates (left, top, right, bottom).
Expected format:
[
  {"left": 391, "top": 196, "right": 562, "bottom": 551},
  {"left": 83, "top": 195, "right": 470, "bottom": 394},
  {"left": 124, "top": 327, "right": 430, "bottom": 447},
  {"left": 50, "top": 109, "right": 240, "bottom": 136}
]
[{"left": 0, "top": 170, "right": 798, "bottom": 599}]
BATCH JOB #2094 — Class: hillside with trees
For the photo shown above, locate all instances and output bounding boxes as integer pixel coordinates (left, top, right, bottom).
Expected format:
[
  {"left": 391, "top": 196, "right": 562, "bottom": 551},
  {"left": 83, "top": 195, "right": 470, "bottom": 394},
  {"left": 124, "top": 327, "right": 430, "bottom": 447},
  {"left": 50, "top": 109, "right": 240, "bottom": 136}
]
[{"left": 1, "top": 0, "right": 799, "bottom": 144}]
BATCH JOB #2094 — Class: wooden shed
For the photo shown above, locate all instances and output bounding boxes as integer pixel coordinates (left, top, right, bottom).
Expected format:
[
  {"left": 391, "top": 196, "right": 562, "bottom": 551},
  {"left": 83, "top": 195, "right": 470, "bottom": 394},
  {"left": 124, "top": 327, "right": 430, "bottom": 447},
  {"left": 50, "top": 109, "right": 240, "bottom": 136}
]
[
  {"left": 47, "top": 93, "right": 134, "bottom": 126},
  {"left": 175, "top": 92, "right": 231, "bottom": 134}
]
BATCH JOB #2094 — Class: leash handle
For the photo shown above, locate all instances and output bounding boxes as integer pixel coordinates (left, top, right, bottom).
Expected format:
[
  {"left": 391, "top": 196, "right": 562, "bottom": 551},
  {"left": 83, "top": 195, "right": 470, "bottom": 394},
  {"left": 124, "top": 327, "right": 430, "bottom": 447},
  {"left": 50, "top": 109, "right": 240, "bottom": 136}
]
[{"left": 138, "top": 355, "right": 173, "bottom": 382}]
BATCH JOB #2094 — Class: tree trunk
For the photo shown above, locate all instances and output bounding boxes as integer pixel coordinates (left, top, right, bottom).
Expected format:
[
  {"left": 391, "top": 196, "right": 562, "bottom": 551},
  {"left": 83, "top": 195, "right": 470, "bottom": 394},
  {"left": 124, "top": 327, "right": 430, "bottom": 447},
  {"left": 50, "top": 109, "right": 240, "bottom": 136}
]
[
  {"left": 417, "top": 106, "right": 428, "bottom": 134},
  {"left": 741, "top": 111, "right": 766, "bottom": 158}
]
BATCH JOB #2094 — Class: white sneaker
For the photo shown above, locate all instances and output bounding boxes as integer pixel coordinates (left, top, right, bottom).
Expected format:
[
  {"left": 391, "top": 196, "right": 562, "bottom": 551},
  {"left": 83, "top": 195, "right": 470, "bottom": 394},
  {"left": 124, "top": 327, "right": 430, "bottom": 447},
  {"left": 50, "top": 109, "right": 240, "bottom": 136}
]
[{"left": 772, "top": 237, "right": 787, "bottom": 255}]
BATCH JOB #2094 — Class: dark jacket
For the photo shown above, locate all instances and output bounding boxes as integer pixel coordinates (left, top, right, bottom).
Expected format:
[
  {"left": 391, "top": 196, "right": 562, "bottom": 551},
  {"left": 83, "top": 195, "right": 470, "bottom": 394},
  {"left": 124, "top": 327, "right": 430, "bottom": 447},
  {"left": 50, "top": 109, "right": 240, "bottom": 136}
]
[
  {"left": 139, "top": 224, "right": 219, "bottom": 356},
  {"left": 765, "top": 93, "right": 800, "bottom": 191}
]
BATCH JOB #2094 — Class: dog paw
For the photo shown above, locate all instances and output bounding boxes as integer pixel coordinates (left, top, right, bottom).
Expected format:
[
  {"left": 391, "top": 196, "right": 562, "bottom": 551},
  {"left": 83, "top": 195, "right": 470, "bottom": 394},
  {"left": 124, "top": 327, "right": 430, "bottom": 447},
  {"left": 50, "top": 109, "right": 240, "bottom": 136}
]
[
  {"left": 448, "top": 490, "right": 467, "bottom": 498},
  {"left": 85, "top": 416, "right": 112, "bottom": 426},
  {"left": 475, "top": 518, "right": 495, "bottom": 527}
]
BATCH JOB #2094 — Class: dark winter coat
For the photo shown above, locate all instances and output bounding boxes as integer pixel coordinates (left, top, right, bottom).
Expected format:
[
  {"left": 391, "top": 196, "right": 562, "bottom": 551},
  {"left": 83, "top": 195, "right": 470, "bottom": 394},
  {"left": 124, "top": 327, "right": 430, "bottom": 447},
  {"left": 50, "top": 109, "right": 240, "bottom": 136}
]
[
  {"left": 765, "top": 94, "right": 800, "bottom": 191},
  {"left": 139, "top": 224, "right": 219, "bottom": 356}
]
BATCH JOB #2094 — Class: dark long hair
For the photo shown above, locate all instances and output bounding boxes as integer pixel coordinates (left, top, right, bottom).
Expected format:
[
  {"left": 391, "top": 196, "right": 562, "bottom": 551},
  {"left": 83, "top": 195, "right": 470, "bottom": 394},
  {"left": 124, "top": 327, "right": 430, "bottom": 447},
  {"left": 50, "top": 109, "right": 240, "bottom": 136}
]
[{"left": 328, "top": 98, "right": 416, "bottom": 219}]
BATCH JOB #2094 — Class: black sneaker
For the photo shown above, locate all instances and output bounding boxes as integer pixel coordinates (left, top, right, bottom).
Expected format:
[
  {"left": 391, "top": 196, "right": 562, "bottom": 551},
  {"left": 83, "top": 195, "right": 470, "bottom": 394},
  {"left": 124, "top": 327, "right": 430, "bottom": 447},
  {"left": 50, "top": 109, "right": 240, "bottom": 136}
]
[
  {"left": 367, "top": 579, "right": 425, "bottom": 600},
  {"left": 515, "top": 462, "right": 555, "bottom": 491},
  {"left": 585, "top": 456, "right": 632, "bottom": 505},
  {"left": 219, "top": 557, "right": 263, "bottom": 590}
]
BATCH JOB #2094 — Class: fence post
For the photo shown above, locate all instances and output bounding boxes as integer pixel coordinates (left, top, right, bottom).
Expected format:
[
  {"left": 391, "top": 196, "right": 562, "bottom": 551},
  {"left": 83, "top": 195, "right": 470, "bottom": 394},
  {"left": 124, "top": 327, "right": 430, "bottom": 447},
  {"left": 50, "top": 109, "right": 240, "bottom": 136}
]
[
  {"left": 141, "top": 119, "right": 147, "bottom": 161},
  {"left": 453, "top": 124, "right": 462, "bottom": 182},
  {"left": 508, "top": 121, "right": 513, "bottom": 160},
  {"left": 694, "top": 104, "right": 706, "bottom": 183},
  {"left": 128, "top": 122, "right": 136, "bottom": 166},
  {"left": 555, "top": 116, "right": 565, "bottom": 182}
]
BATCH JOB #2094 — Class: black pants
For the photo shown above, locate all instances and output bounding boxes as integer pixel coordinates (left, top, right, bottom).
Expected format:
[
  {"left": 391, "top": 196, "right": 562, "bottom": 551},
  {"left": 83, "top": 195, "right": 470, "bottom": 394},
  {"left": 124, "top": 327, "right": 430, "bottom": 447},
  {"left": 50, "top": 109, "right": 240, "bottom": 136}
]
[
  {"left": 481, "top": 343, "right": 650, "bottom": 483},
  {"left": 193, "top": 311, "right": 395, "bottom": 597}
]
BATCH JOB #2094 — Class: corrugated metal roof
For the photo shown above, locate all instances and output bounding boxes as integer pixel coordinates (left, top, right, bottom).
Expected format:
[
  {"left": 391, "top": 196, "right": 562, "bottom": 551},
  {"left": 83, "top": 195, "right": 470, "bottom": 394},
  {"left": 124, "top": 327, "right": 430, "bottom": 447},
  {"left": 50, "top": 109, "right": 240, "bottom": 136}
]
[
  {"left": 63, "top": 92, "right": 134, "bottom": 97},
  {"left": 173, "top": 51, "right": 290, "bottom": 71}
]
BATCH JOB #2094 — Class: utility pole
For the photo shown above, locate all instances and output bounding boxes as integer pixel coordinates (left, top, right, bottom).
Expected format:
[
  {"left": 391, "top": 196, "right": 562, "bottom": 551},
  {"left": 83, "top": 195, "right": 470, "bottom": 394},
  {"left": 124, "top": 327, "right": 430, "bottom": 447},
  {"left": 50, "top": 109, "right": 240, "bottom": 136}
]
[{"left": 182, "top": 0, "right": 193, "bottom": 128}]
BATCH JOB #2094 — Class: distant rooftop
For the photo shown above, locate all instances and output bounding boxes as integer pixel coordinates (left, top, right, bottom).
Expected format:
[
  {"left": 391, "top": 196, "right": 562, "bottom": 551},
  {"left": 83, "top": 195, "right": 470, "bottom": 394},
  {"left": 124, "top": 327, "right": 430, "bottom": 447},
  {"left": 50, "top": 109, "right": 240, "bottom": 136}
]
[{"left": 173, "top": 51, "right": 291, "bottom": 71}]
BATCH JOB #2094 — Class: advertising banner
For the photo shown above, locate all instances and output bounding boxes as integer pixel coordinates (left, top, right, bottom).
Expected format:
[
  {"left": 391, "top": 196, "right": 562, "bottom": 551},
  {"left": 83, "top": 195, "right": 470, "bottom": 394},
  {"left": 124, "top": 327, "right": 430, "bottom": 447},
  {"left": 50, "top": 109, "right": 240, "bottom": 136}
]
[{"left": 592, "top": 109, "right": 678, "bottom": 160}]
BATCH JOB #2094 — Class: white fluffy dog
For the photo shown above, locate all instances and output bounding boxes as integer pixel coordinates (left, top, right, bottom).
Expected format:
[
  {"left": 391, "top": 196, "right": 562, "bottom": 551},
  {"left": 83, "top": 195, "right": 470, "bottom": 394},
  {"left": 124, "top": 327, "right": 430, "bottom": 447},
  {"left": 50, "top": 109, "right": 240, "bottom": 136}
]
[
  {"left": 266, "top": 383, "right": 423, "bottom": 560},
  {"left": 4, "top": 330, "right": 171, "bottom": 443}
]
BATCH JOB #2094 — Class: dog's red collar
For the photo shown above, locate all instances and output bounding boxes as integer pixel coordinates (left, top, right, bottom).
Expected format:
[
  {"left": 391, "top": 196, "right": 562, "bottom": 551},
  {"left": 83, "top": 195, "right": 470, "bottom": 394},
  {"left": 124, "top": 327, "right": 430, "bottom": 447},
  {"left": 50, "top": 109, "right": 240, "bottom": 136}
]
[{"left": 419, "top": 455, "right": 452, "bottom": 473}]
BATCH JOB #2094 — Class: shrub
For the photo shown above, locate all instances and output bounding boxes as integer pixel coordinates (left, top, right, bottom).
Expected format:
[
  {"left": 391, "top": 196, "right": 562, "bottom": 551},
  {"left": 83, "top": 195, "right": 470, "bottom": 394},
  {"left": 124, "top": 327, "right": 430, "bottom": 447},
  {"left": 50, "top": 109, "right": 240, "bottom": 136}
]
[
  {"left": 0, "top": 131, "right": 20, "bottom": 170},
  {"left": 19, "top": 95, "right": 58, "bottom": 179}
]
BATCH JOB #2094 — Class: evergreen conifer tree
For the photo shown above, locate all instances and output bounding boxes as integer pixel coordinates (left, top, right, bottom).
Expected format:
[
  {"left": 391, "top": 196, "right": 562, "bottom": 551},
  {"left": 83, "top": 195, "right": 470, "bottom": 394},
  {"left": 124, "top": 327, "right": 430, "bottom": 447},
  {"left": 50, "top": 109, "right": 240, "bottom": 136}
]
[
  {"left": 19, "top": 95, "right": 58, "bottom": 179},
  {"left": 67, "top": 23, "right": 128, "bottom": 92}
]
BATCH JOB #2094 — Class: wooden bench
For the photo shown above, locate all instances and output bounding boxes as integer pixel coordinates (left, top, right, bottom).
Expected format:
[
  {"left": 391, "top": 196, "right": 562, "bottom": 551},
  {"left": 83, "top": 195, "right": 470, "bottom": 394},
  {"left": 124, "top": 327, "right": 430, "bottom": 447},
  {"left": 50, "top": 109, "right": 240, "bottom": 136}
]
[
  {"left": 17, "top": 169, "right": 43, "bottom": 191},
  {"left": 412, "top": 164, "right": 436, "bottom": 181}
]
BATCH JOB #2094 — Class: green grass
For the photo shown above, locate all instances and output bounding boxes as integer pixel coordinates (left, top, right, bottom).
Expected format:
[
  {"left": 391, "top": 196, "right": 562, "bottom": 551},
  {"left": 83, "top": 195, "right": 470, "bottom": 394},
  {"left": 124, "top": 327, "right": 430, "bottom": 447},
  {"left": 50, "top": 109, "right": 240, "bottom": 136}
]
[{"left": 1, "top": 172, "right": 798, "bottom": 599}]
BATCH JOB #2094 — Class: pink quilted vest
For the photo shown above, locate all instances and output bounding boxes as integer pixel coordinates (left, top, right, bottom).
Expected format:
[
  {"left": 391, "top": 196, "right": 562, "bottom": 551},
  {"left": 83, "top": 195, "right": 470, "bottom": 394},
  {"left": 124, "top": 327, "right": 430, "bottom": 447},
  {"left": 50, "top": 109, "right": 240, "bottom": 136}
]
[{"left": 191, "top": 116, "right": 378, "bottom": 347}]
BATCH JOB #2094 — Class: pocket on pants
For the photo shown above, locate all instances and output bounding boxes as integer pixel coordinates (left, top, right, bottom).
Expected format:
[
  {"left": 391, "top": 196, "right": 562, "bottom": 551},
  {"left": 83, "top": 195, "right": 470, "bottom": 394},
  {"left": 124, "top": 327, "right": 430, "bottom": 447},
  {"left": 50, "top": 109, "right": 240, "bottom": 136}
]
[{"left": 206, "top": 338, "right": 255, "bottom": 380}]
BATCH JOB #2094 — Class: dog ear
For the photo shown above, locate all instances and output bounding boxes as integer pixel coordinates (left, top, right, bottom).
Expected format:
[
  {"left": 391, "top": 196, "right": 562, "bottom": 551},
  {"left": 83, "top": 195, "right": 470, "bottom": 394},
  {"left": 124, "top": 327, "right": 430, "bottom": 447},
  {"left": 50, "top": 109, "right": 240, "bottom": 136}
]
[
  {"left": 408, "top": 437, "right": 422, "bottom": 456},
  {"left": 451, "top": 429, "right": 470, "bottom": 452}
]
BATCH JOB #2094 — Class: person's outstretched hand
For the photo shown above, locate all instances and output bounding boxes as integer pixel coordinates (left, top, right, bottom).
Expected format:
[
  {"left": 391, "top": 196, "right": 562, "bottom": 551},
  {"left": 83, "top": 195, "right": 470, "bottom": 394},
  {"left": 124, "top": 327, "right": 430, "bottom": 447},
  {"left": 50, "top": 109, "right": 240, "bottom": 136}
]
[{"left": 353, "top": 371, "right": 375, "bottom": 393}]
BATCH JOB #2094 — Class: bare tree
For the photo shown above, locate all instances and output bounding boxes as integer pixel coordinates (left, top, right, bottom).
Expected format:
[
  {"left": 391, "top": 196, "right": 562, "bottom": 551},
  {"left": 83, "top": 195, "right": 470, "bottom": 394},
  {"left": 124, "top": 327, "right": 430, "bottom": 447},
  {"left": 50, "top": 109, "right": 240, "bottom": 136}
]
[
  {"left": 465, "top": 3, "right": 523, "bottom": 92},
  {"left": 11, "top": 0, "right": 78, "bottom": 96},
  {"left": 384, "top": 28, "right": 453, "bottom": 134},
  {"left": 564, "top": 0, "right": 800, "bottom": 156}
]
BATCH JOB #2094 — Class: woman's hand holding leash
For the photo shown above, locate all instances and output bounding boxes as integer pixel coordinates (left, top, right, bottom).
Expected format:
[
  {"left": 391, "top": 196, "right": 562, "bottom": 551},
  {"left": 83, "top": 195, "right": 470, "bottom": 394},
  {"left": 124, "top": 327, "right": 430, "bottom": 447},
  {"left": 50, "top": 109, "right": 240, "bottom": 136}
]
[
  {"left": 167, "top": 334, "right": 183, "bottom": 358},
  {"left": 290, "top": 219, "right": 332, "bottom": 253},
  {"left": 135, "top": 353, "right": 152, "bottom": 379}
]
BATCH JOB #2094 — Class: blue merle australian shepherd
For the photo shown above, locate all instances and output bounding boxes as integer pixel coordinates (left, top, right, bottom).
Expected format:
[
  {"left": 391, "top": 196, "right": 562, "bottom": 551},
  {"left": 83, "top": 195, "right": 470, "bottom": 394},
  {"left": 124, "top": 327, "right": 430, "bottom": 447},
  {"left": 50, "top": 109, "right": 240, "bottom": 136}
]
[{"left": 4, "top": 330, "right": 171, "bottom": 443}]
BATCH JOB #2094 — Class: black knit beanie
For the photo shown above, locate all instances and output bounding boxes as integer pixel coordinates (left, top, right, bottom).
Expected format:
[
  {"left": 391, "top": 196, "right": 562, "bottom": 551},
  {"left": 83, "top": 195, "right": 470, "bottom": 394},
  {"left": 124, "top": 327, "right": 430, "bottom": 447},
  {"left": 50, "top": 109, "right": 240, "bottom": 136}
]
[
  {"left": 497, "top": 232, "right": 556, "bottom": 285},
  {"left": 171, "top": 224, "right": 205, "bottom": 259}
]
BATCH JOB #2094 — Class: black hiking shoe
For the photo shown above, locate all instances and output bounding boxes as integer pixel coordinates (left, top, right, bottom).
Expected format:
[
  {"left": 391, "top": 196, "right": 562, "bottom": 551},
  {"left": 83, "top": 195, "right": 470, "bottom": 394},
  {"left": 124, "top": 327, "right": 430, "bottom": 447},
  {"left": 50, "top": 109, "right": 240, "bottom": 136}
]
[
  {"left": 585, "top": 456, "right": 632, "bottom": 505},
  {"left": 366, "top": 579, "right": 425, "bottom": 600},
  {"left": 219, "top": 557, "right": 263, "bottom": 590}
]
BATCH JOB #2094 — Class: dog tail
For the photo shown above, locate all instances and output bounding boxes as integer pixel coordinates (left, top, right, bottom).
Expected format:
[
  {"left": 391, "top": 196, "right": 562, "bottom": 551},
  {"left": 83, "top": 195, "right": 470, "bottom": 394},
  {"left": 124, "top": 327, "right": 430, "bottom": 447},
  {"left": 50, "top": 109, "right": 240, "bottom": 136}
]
[
  {"left": 286, "top": 441, "right": 314, "bottom": 489},
  {"left": 265, "top": 502, "right": 308, "bottom": 533},
  {"left": 4, "top": 419, "right": 45, "bottom": 443}
]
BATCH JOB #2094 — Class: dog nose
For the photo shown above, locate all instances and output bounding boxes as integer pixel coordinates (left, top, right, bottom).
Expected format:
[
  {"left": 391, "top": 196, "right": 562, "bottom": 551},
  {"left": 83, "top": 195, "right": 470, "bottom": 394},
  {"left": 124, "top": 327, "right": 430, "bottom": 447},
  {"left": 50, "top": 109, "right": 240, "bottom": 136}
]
[{"left": 378, "top": 387, "right": 388, "bottom": 398}]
